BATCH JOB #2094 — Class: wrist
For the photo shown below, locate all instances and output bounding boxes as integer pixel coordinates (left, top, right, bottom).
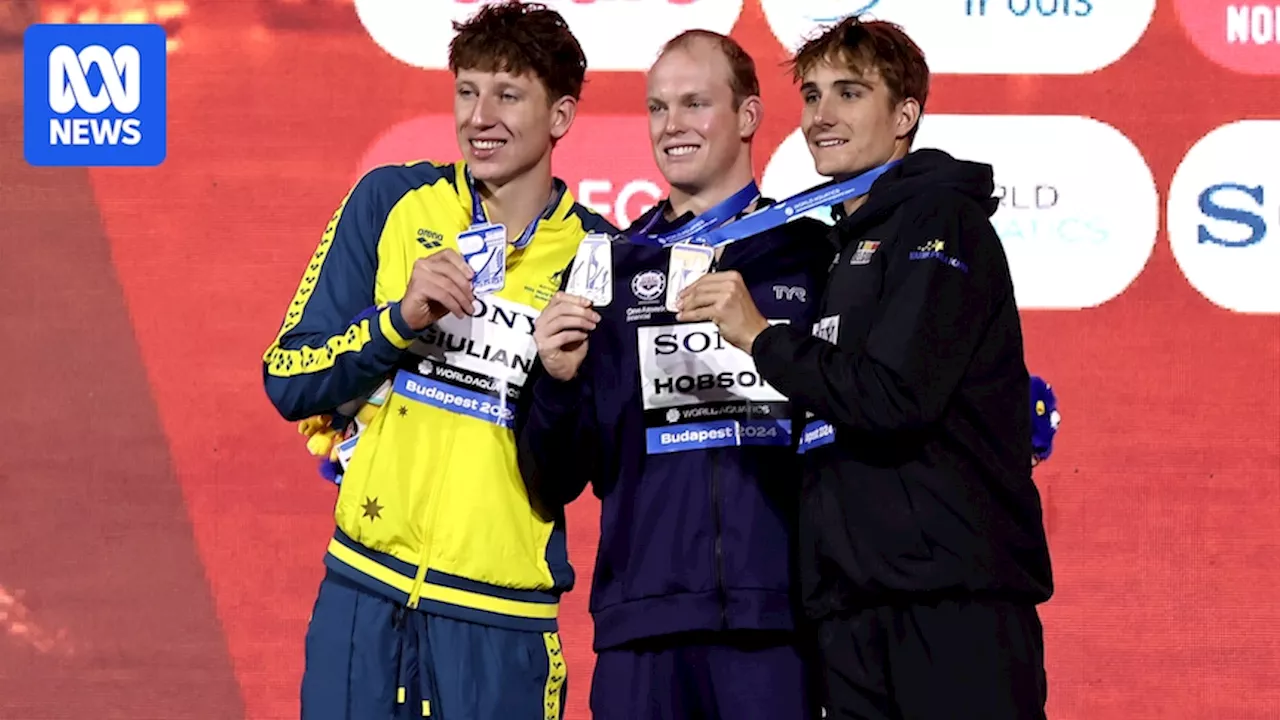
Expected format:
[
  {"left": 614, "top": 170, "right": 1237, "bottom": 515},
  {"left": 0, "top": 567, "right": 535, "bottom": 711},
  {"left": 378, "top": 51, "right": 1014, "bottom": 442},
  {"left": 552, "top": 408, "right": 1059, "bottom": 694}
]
[
  {"left": 741, "top": 317, "right": 770, "bottom": 352},
  {"left": 390, "top": 301, "right": 424, "bottom": 339},
  {"left": 748, "top": 321, "right": 778, "bottom": 356}
]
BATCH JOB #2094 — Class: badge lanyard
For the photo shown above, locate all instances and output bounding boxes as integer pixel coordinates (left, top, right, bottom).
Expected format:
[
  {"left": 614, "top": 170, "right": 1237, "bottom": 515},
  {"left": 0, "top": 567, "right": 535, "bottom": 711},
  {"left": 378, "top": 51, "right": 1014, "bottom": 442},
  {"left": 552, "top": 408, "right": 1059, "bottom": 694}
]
[
  {"left": 690, "top": 160, "right": 900, "bottom": 249},
  {"left": 627, "top": 181, "right": 760, "bottom": 247},
  {"left": 465, "top": 168, "right": 564, "bottom": 249}
]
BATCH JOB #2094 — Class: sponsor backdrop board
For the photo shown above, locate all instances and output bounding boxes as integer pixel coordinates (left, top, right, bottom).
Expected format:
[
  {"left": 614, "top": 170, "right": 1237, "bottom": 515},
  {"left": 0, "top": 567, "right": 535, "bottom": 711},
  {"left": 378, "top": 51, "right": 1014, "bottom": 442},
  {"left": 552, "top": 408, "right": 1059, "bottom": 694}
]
[{"left": 0, "top": 0, "right": 1277, "bottom": 718}]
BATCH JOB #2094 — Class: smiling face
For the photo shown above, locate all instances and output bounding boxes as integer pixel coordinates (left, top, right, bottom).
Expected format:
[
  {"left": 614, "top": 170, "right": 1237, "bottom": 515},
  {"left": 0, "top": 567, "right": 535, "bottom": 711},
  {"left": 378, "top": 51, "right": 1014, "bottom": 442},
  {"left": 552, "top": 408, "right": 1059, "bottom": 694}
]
[
  {"left": 800, "top": 58, "right": 919, "bottom": 180},
  {"left": 645, "top": 42, "right": 758, "bottom": 195},
  {"left": 453, "top": 67, "right": 575, "bottom": 187}
]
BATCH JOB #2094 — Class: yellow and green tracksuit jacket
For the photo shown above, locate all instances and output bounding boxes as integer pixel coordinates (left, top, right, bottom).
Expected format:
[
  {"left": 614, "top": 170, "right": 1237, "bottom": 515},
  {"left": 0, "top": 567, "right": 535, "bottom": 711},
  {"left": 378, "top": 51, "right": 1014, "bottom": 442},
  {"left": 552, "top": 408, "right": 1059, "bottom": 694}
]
[{"left": 262, "top": 160, "right": 615, "bottom": 632}]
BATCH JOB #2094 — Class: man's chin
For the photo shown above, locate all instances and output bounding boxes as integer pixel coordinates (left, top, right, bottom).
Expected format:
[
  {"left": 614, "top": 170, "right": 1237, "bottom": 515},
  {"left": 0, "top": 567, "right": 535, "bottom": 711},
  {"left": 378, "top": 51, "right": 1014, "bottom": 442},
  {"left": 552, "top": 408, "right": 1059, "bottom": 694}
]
[
  {"left": 465, "top": 161, "right": 515, "bottom": 187},
  {"left": 815, "top": 155, "right": 860, "bottom": 180}
]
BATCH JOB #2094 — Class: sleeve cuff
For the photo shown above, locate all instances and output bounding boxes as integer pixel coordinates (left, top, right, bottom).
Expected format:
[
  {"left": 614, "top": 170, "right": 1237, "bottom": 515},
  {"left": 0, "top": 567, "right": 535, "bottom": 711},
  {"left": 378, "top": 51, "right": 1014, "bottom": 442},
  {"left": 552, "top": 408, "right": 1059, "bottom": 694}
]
[
  {"left": 533, "top": 373, "right": 584, "bottom": 414},
  {"left": 380, "top": 302, "right": 417, "bottom": 349},
  {"left": 751, "top": 323, "right": 802, "bottom": 385}
]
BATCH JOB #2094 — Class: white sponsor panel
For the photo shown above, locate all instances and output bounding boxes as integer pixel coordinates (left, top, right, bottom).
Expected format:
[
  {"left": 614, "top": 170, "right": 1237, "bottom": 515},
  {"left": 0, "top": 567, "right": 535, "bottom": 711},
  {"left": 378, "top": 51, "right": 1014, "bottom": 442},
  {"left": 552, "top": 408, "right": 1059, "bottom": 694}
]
[
  {"left": 356, "top": 0, "right": 743, "bottom": 71},
  {"left": 411, "top": 295, "right": 541, "bottom": 386},
  {"left": 760, "top": 0, "right": 1154, "bottom": 74},
  {"left": 638, "top": 322, "right": 785, "bottom": 409},
  {"left": 1167, "top": 120, "right": 1279, "bottom": 314},
  {"left": 761, "top": 115, "right": 1159, "bottom": 310}
]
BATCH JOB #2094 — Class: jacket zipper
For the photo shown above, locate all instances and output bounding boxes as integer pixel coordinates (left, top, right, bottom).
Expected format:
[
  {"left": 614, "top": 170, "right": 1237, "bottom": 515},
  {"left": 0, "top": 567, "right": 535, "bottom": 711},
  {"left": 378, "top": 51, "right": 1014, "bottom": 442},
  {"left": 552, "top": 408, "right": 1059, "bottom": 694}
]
[
  {"left": 709, "top": 249, "right": 731, "bottom": 629},
  {"left": 711, "top": 452, "right": 728, "bottom": 629},
  {"left": 406, "top": 423, "right": 460, "bottom": 610}
]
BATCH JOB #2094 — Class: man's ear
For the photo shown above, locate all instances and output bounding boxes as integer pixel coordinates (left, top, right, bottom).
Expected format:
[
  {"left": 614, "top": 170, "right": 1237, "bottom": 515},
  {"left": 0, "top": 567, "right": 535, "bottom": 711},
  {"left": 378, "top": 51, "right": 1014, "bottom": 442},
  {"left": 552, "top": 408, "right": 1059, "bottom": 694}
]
[
  {"left": 550, "top": 95, "right": 578, "bottom": 142},
  {"left": 738, "top": 95, "right": 763, "bottom": 140},
  {"left": 895, "top": 97, "right": 921, "bottom": 141}
]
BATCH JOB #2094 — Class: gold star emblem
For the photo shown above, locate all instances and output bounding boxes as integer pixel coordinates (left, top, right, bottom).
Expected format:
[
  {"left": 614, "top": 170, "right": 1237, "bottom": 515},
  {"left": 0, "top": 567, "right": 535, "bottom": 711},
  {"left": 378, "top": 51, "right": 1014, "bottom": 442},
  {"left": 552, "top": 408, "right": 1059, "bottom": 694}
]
[
  {"left": 362, "top": 497, "right": 383, "bottom": 521},
  {"left": 397, "top": 405, "right": 408, "bottom": 417}
]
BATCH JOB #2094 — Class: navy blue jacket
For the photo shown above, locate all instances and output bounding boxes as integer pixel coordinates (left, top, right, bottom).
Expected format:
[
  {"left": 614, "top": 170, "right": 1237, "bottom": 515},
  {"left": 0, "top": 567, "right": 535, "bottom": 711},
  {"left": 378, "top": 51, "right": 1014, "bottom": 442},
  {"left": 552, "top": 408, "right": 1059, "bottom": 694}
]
[{"left": 515, "top": 201, "right": 833, "bottom": 650}]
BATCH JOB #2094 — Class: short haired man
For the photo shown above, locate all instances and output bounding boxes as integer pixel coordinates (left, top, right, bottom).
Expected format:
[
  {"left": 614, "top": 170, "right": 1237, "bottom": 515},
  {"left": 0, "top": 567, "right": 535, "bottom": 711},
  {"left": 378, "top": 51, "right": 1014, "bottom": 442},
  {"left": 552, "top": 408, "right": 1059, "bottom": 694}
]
[
  {"left": 516, "top": 30, "right": 832, "bottom": 720},
  {"left": 262, "top": 3, "right": 614, "bottom": 718},
  {"left": 675, "top": 16, "right": 1054, "bottom": 719}
]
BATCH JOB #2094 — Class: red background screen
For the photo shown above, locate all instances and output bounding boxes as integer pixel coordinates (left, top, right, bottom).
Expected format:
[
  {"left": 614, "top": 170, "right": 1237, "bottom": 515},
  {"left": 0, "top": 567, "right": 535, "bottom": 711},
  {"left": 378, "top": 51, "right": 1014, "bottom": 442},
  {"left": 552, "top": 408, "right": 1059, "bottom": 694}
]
[{"left": 0, "top": 1, "right": 1277, "bottom": 718}]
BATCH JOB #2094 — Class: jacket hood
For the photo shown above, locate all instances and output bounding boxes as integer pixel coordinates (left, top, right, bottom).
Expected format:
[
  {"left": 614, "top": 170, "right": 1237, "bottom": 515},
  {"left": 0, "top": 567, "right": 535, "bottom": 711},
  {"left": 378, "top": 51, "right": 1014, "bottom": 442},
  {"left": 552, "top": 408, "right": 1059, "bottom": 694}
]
[{"left": 833, "top": 148, "right": 998, "bottom": 235}]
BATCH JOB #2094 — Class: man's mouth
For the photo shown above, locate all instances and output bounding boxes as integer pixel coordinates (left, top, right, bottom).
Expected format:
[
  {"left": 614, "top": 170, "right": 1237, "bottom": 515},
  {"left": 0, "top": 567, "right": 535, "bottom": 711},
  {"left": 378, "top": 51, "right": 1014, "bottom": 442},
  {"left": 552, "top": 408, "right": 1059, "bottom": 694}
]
[
  {"left": 664, "top": 144, "right": 699, "bottom": 157},
  {"left": 814, "top": 138, "right": 847, "bottom": 148},
  {"left": 471, "top": 139, "right": 506, "bottom": 150}
]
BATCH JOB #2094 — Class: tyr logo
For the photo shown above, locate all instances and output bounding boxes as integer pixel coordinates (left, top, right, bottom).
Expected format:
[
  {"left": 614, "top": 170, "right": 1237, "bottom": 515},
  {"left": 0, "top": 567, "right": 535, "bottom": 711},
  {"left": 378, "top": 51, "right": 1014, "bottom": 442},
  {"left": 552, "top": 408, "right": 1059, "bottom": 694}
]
[{"left": 773, "top": 285, "right": 806, "bottom": 302}]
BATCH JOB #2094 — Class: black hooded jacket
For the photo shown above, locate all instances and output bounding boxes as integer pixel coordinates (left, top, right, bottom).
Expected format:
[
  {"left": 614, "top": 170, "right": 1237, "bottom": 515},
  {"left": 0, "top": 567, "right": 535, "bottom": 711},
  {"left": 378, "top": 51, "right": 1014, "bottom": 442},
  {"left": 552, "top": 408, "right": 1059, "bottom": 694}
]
[{"left": 750, "top": 149, "right": 1054, "bottom": 619}]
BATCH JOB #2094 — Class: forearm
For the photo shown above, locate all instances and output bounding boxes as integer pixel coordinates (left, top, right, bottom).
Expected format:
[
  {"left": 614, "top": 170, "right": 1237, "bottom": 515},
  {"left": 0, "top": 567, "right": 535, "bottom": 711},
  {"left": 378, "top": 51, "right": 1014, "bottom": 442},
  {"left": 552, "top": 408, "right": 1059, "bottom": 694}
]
[
  {"left": 753, "top": 324, "right": 933, "bottom": 434},
  {"left": 516, "top": 371, "right": 598, "bottom": 509},
  {"left": 264, "top": 303, "right": 415, "bottom": 421}
]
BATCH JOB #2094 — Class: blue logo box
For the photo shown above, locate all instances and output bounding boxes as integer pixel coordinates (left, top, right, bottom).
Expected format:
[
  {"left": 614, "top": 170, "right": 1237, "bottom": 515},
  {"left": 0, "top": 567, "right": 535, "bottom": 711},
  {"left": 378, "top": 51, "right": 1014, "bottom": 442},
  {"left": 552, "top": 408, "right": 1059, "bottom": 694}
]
[{"left": 24, "top": 23, "right": 167, "bottom": 167}]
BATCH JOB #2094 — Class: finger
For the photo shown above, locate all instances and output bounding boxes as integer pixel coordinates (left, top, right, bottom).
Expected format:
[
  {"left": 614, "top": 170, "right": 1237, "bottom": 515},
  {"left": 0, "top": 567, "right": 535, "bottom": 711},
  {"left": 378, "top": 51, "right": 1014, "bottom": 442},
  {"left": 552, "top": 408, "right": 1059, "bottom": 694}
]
[
  {"left": 553, "top": 303, "right": 601, "bottom": 324},
  {"left": 555, "top": 291, "right": 593, "bottom": 307},
  {"left": 677, "top": 285, "right": 721, "bottom": 313},
  {"left": 424, "top": 275, "right": 471, "bottom": 318},
  {"left": 539, "top": 302, "right": 600, "bottom": 330},
  {"left": 676, "top": 306, "right": 716, "bottom": 324},
  {"left": 546, "top": 329, "right": 590, "bottom": 347},
  {"left": 542, "top": 313, "right": 597, "bottom": 338},
  {"left": 433, "top": 264, "right": 478, "bottom": 316},
  {"left": 434, "top": 248, "right": 475, "bottom": 280},
  {"left": 424, "top": 283, "right": 466, "bottom": 319},
  {"left": 678, "top": 272, "right": 729, "bottom": 302}
]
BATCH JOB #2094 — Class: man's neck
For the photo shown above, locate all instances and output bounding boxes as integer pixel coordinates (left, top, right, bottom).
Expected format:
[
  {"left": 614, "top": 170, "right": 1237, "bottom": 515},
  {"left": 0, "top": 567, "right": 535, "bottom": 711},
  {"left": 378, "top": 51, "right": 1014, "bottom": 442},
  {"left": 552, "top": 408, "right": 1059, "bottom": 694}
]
[
  {"left": 476, "top": 157, "right": 555, "bottom": 243},
  {"left": 839, "top": 144, "right": 910, "bottom": 218},
  {"left": 665, "top": 158, "right": 756, "bottom": 221}
]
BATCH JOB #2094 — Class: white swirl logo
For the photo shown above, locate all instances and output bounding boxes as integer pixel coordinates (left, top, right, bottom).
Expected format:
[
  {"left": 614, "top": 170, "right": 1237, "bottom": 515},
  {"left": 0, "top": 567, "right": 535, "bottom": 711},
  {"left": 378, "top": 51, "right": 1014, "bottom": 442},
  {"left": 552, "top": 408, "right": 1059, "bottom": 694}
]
[{"left": 47, "top": 44, "right": 140, "bottom": 114}]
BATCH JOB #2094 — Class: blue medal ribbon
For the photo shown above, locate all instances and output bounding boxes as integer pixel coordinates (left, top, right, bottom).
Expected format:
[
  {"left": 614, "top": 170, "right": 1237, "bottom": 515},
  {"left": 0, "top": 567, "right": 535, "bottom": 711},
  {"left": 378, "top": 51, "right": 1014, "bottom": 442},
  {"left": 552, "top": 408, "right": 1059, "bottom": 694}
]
[
  {"left": 465, "top": 168, "right": 564, "bottom": 250},
  {"left": 692, "top": 160, "right": 900, "bottom": 248},
  {"left": 627, "top": 181, "right": 760, "bottom": 247}
]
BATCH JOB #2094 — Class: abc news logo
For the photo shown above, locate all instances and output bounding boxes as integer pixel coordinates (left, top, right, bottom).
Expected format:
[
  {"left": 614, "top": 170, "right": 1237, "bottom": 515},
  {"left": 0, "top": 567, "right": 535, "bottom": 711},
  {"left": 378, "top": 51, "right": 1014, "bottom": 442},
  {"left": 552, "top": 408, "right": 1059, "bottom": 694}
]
[
  {"left": 48, "top": 44, "right": 143, "bottom": 147},
  {"left": 23, "top": 24, "right": 167, "bottom": 167}
]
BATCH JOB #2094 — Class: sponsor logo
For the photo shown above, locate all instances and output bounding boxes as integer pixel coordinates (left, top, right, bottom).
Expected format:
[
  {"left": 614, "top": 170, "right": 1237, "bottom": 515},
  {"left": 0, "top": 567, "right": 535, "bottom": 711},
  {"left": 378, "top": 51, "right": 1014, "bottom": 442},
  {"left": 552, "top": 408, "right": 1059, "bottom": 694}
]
[
  {"left": 1175, "top": 1, "right": 1280, "bottom": 75},
  {"left": 416, "top": 228, "right": 444, "bottom": 249},
  {"left": 357, "top": 0, "right": 743, "bottom": 72},
  {"left": 357, "top": 114, "right": 666, "bottom": 231},
  {"left": 763, "top": 115, "right": 1160, "bottom": 310},
  {"left": 850, "top": 240, "right": 881, "bottom": 265},
  {"left": 411, "top": 295, "right": 542, "bottom": 386},
  {"left": 909, "top": 239, "right": 970, "bottom": 273},
  {"left": 639, "top": 322, "right": 785, "bottom": 407},
  {"left": 631, "top": 270, "right": 667, "bottom": 303},
  {"left": 773, "top": 285, "right": 807, "bottom": 302},
  {"left": 812, "top": 315, "right": 839, "bottom": 343},
  {"left": 23, "top": 23, "right": 167, "bottom": 167},
  {"left": 760, "top": 0, "right": 1154, "bottom": 74},
  {"left": 1168, "top": 120, "right": 1279, "bottom": 314}
]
